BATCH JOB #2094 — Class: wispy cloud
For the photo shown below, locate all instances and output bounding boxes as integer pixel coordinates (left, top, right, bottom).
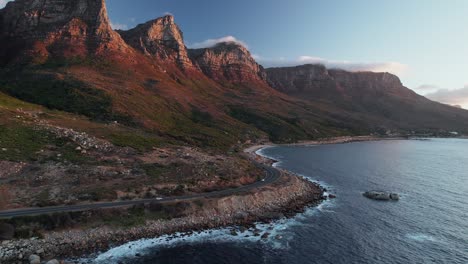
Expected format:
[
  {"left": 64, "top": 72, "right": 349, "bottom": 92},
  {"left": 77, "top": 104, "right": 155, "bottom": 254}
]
[
  {"left": 425, "top": 85, "right": 468, "bottom": 108},
  {"left": 188, "top": 36, "right": 248, "bottom": 49},
  {"left": 0, "top": 0, "right": 12, "bottom": 8},
  {"left": 110, "top": 22, "right": 128, "bottom": 30},
  {"left": 414, "top": 84, "right": 440, "bottom": 92},
  {"left": 258, "top": 55, "right": 408, "bottom": 76}
]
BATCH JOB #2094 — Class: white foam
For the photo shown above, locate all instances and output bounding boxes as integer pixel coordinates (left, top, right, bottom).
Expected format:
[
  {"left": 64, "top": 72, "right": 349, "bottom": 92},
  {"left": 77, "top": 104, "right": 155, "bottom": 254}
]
[
  {"left": 78, "top": 146, "right": 335, "bottom": 263},
  {"left": 405, "top": 233, "right": 438, "bottom": 243},
  {"left": 78, "top": 196, "right": 336, "bottom": 263}
]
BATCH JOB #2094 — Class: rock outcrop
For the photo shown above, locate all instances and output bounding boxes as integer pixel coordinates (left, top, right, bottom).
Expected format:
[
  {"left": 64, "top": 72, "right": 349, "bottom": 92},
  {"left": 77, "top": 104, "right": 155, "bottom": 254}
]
[
  {"left": 363, "top": 191, "right": 400, "bottom": 201},
  {"left": 189, "top": 42, "right": 267, "bottom": 83},
  {"left": 118, "top": 15, "right": 196, "bottom": 70},
  {"left": 0, "top": 0, "right": 129, "bottom": 64}
]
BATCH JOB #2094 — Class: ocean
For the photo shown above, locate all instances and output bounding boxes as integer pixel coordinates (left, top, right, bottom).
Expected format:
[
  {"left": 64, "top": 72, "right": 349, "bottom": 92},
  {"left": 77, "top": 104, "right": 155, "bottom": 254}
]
[{"left": 84, "top": 139, "right": 468, "bottom": 264}]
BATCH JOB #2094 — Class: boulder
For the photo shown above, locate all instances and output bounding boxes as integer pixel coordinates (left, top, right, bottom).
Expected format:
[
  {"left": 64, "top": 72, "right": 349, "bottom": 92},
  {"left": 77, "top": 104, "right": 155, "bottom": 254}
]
[
  {"left": 46, "top": 260, "right": 60, "bottom": 264},
  {"left": 389, "top": 193, "right": 400, "bottom": 200},
  {"left": 29, "top": 254, "right": 40, "bottom": 264},
  {"left": 363, "top": 191, "right": 399, "bottom": 201}
]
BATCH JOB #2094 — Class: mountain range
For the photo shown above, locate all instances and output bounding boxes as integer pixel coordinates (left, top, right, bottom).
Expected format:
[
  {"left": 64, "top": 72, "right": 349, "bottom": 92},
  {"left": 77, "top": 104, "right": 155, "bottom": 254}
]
[{"left": 1, "top": 0, "right": 467, "bottom": 149}]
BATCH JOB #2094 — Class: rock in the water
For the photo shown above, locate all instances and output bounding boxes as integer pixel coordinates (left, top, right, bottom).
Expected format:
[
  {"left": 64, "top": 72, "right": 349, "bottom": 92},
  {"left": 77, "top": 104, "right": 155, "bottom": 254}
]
[
  {"left": 29, "top": 254, "right": 40, "bottom": 264},
  {"left": 389, "top": 193, "right": 400, "bottom": 200},
  {"left": 46, "top": 260, "right": 60, "bottom": 264},
  {"left": 328, "top": 194, "right": 337, "bottom": 199},
  {"left": 363, "top": 191, "right": 399, "bottom": 201}
]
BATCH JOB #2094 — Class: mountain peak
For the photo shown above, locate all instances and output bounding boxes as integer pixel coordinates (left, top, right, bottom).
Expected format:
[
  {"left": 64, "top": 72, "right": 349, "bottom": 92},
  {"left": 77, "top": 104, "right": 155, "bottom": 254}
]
[
  {"left": 188, "top": 40, "right": 266, "bottom": 83},
  {"left": 0, "top": 0, "right": 129, "bottom": 64},
  {"left": 118, "top": 15, "right": 196, "bottom": 70},
  {"left": 160, "top": 14, "right": 175, "bottom": 24}
]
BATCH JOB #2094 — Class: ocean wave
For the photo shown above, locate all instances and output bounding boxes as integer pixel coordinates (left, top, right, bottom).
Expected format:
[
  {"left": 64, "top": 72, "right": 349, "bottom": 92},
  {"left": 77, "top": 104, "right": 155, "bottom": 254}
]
[
  {"left": 405, "top": 233, "right": 439, "bottom": 243},
  {"left": 82, "top": 197, "right": 335, "bottom": 263},
  {"left": 78, "top": 146, "right": 334, "bottom": 263}
]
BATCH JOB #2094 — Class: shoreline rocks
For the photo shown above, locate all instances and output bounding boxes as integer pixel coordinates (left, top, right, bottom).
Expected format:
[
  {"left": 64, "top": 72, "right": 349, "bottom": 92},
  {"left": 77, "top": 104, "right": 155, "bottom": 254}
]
[{"left": 0, "top": 174, "right": 323, "bottom": 262}]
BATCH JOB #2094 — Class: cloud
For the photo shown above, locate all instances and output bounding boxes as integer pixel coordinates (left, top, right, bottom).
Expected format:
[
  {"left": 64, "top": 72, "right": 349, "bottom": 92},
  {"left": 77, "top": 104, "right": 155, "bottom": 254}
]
[
  {"left": 110, "top": 22, "right": 128, "bottom": 30},
  {"left": 0, "top": 0, "right": 12, "bottom": 8},
  {"left": 415, "top": 84, "right": 440, "bottom": 91},
  {"left": 251, "top": 54, "right": 262, "bottom": 60},
  {"left": 425, "top": 85, "right": 468, "bottom": 108},
  {"left": 259, "top": 55, "right": 408, "bottom": 76},
  {"left": 188, "top": 36, "right": 248, "bottom": 49}
]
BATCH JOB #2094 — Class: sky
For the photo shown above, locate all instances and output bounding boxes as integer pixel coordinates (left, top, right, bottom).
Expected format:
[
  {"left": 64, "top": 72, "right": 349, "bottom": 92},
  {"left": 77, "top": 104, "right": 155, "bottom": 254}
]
[{"left": 1, "top": 0, "right": 468, "bottom": 108}]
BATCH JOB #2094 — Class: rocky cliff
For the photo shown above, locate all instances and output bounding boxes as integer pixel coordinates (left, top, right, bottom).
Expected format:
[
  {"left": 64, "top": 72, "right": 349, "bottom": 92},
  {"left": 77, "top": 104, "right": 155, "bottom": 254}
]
[
  {"left": 266, "top": 64, "right": 468, "bottom": 132},
  {"left": 266, "top": 64, "right": 415, "bottom": 101},
  {"left": 1, "top": 0, "right": 468, "bottom": 138},
  {"left": 118, "top": 15, "right": 196, "bottom": 70},
  {"left": 0, "top": 0, "right": 129, "bottom": 64},
  {"left": 189, "top": 42, "right": 267, "bottom": 83}
]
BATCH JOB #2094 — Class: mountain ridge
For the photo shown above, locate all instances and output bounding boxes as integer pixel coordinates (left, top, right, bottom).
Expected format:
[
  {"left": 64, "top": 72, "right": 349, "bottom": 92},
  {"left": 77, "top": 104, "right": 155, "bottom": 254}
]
[
  {"left": 266, "top": 64, "right": 468, "bottom": 133},
  {"left": 0, "top": 0, "right": 467, "bottom": 144}
]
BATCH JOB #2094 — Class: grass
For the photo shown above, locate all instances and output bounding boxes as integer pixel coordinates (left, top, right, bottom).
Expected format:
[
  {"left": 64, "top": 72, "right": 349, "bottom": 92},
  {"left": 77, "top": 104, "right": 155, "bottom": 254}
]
[
  {"left": 109, "top": 132, "right": 163, "bottom": 152},
  {"left": 190, "top": 106, "right": 213, "bottom": 127},
  {"left": 142, "top": 164, "right": 168, "bottom": 180},
  {"left": 100, "top": 207, "right": 170, "bottom": 228},
  {"left": 0, "top": 125, "right": 53, "bottom": 161},
  {"left": 76, "top": 187, "right": 118, "bottom": 202},
  {"left": 0, "top": 121, "right": 93, "bottom": 163},
  {"left": 0, "top": 73, "right": 114, "bottom": 120},
  {"left": 142, "top": 163, "right": 181, "bottom": 180},
  {"left": 228, "top": 106, "right": 310, "bottom": 143}
]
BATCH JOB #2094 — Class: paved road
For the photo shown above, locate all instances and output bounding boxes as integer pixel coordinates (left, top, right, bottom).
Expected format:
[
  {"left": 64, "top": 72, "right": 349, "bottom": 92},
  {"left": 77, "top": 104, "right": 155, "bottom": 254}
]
[{"left": 0, "top": 162, "right": 281, "bottom": 218}]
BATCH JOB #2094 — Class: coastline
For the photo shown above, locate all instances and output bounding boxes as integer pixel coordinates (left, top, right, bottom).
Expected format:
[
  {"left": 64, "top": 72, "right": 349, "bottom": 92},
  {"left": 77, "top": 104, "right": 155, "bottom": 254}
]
[
  {"left": 245, "top": 135, "right": 407, "bottom": 154},
  {"left": 0, "top": 143, "right": 325, "bottom": 263}
]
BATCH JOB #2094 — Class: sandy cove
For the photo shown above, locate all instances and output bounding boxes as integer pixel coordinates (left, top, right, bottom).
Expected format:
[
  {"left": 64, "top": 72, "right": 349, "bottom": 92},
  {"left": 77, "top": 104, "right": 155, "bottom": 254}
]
[{"left": 245, "top": 135, "right": 406, "bottom": 155}]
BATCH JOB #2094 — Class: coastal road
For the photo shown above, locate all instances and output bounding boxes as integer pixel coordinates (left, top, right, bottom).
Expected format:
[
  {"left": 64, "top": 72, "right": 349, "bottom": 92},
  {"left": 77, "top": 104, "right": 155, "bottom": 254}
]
[{"left": 0, "top": 162, "right": 281, "bottom": 219}]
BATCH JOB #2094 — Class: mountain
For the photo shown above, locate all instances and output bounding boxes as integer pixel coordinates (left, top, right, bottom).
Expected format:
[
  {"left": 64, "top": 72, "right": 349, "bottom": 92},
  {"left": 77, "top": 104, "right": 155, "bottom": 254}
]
[
  {"left": 0, "top": 0, "right": 467, "bottom": 150},
  {"left": 0, "top": 0, "right": 131, "bottom": 65},
  {"left": 266, "top": 64, "right": 468, "bottom": 133},
  {"left": 0, "top": 0, "right": 350, "bottom": 147},
  {"left": 188, "top": 42, "right": 267, "bottom": 84},
  {"left": 118, "top": 15, "right": 196, "bottom": 71}
]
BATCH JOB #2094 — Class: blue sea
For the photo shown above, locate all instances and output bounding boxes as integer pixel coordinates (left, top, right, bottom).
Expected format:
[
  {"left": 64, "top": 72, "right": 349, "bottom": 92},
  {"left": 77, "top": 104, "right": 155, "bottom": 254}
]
[{"left": 86, "top": 139, "right": 468, "bottom": 264}]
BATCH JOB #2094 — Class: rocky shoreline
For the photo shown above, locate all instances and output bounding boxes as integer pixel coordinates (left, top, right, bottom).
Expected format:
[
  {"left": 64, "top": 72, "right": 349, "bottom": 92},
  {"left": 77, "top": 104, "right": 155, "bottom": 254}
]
[{"left": 0, "top": 147, "right": 325, "bottom": 263}]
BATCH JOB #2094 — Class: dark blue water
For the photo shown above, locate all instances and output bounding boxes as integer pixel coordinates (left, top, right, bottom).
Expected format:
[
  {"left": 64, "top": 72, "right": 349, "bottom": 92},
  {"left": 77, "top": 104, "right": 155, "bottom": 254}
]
[{"left": 91, "top": 139, "right": 468, "bottom": 264}]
